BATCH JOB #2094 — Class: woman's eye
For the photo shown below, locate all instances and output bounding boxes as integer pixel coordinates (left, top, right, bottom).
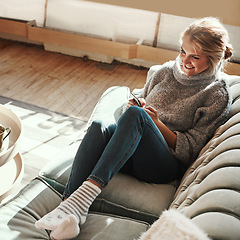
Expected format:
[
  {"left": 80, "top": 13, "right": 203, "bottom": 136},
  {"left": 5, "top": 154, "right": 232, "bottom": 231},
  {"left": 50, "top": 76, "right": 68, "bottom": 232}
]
[
  {"left": 193, "top": 56, "right": 200, "bottom": 60},
  {"left": 180, "top": 49, "right": 186, "bottom": 55},
  {"left": 180, "top": 48, "right": 185, "bottom": 53}
]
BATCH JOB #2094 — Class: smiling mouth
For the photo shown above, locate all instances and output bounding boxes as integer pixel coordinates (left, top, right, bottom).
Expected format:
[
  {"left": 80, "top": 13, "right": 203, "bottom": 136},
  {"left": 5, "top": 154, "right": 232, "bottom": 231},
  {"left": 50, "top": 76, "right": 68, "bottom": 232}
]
[{"left": 185, "top": 65, "right": 194, "bottom": 69}]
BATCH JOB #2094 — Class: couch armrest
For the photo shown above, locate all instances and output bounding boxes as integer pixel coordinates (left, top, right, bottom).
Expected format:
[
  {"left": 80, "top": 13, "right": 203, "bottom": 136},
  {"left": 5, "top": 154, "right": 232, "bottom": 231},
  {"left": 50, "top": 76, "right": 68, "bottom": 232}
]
[{"left": 87, "top": 86, "right": 130, "bottom": 127}]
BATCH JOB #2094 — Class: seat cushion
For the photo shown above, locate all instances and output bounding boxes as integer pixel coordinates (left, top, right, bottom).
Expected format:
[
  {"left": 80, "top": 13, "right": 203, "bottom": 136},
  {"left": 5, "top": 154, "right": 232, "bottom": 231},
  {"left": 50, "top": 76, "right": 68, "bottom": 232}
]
[
  {"left": 77, "top": 213, "right": 149, "bottom": 240},
  {"left": 0, "top": 177, "right": 149, "bottom": 240},
  {"left": 92, "top": 173, "right": 176, "bottom": 224},
  {"left": 0, "top": 178, "right": 62, "bottom": 240}
]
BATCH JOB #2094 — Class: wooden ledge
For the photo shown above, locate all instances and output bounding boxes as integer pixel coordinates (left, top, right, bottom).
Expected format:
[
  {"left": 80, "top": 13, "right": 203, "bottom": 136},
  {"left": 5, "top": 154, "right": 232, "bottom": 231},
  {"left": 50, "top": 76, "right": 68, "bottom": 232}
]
[{"left": 0, "top": 18, "right": 28, "bottom": 37}]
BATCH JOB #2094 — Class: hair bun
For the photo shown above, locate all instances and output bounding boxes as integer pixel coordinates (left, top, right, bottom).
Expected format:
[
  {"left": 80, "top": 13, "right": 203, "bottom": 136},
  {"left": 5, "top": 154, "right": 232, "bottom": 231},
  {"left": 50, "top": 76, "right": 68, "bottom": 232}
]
[{"left": 224, "top": 45, "right": 233, "bottom": 60}]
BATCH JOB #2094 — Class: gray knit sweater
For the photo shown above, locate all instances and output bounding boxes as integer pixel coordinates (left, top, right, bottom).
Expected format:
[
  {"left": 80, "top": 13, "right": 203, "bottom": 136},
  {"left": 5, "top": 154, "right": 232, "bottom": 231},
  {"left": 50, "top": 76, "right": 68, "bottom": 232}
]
[{"left": 142, "top": 57, "right": 232, "bottom": 166}]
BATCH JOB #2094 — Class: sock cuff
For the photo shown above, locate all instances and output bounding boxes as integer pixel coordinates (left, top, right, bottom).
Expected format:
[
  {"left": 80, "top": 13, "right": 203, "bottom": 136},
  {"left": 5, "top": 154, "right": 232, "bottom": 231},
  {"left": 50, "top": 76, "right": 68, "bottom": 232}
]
[{"left": 83, "top": 181, "right": 102, "bottom": 195}]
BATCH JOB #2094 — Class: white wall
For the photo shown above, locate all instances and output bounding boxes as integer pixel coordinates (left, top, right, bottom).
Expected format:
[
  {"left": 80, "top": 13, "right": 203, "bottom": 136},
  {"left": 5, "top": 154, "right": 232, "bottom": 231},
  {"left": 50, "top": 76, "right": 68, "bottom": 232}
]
[
  {"left": 0, "top": 0, "right": 46, "bottom": 26},
  {"left": 46, "top": 0, "right": 158, "bottom": 46}
]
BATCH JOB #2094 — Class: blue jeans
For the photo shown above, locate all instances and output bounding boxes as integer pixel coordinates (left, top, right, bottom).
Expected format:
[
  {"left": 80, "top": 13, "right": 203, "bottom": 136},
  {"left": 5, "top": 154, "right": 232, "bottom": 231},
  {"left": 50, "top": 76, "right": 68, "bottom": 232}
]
[{"left": 63, "top": 106, "right": 182, "bottom": 198}]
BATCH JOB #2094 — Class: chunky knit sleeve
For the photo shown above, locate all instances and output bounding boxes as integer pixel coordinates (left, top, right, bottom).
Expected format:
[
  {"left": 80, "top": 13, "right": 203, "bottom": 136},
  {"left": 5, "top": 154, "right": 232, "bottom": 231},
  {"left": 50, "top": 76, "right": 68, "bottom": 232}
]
[{"left": 172, "top": 79, "right": 232, "bottom": 166}]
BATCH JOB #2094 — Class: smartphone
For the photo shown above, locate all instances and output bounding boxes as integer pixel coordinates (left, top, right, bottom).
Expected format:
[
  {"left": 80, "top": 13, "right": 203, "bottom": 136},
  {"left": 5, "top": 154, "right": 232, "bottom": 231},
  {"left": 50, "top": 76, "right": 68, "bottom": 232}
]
[{"left": 130, "top": 92, "right": 142, "bottom": 107}]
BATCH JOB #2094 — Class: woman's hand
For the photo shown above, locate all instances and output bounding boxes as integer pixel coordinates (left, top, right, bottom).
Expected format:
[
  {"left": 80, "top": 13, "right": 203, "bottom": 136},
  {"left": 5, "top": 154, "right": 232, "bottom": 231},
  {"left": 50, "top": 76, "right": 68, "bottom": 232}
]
[
  {"left": 127, "top": 98, "right": 146, "bottom": 108},
  {"left": 144, "top": 106, "right": 160, "bottom": 125},
  {"left": 145, "top": 106, "right": 177, "bottom": 150}
]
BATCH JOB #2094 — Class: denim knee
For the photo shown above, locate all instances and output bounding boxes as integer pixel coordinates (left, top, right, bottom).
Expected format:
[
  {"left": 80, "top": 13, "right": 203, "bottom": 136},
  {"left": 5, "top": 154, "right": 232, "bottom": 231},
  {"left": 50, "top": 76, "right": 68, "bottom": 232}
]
[
  {"left": 90, "top": 119, "right": 111, "bottom": 131},
  {"left": 89, "top": 119, "right": 116, "bottom": 141},
  {"left": 119, "top": 106, "right": 146, "bottom": 126},
  {"left": 122, "top": 106, "right": 145, "bottom": 119}
]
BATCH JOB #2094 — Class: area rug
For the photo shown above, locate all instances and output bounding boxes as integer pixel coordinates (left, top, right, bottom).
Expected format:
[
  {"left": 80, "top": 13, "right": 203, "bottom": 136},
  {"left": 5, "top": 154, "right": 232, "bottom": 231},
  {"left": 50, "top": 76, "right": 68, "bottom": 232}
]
[{"left": 0, "top": 96, "right": 87, "bottom": 188}]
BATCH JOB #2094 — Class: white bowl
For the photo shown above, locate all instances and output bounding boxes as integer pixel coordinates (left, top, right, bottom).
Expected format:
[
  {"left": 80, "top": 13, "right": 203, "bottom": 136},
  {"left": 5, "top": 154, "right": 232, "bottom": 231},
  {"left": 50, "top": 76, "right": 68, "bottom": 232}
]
[
  {"left": 0, "top": 152, "right": 24, "bottom": 202},
  {"left": 0, "top": 104, "right": 22, "bottom": 166}
]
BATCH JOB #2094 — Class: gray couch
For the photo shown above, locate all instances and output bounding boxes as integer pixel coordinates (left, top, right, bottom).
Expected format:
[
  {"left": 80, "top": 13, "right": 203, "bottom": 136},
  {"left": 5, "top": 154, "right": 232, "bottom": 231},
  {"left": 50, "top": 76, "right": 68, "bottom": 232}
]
[{"left": 0, "top": 70, "right": 240, "bottom": 240}]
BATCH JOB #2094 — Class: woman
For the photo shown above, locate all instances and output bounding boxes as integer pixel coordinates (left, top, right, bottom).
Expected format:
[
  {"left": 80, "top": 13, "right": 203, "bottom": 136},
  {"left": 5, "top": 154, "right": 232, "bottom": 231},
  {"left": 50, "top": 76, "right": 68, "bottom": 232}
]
[{"left": 35, "top": 17, "right": 233, "bottom": 239}]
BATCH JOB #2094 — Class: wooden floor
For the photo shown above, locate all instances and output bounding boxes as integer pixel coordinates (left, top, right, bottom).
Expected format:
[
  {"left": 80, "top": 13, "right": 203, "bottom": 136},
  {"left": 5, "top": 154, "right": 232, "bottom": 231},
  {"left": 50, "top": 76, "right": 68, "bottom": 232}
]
[{"left": 0, "top": 38, "right": 147, "bottom": 121}]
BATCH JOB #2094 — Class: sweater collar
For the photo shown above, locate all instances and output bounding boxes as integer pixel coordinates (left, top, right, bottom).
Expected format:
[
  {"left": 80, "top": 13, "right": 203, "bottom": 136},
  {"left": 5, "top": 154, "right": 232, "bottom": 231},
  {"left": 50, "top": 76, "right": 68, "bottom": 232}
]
[{"left": 173, "top": 56, "right": 218, "bottom": 86}]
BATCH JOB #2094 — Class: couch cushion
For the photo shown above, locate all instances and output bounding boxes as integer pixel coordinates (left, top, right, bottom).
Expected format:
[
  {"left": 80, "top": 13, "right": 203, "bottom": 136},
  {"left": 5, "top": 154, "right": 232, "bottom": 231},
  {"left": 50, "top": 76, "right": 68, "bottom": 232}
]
[
  {"left": 39, "top": 141, "right": 80, "bottom": 194},
  {"left": 170, "top": 75, "right": 240, "bottom": 240},
  {"left": 0, "top": 178, "right": 62, "bottom": 240},
  {"left": 77, "top": 213, "right": 149, "bottom": 240},
  {"left": 0, "top": 177, "right": 149, "bottom": 240},
  {"left": 92, "top": 173, "right": 176, "bottom": 224}
]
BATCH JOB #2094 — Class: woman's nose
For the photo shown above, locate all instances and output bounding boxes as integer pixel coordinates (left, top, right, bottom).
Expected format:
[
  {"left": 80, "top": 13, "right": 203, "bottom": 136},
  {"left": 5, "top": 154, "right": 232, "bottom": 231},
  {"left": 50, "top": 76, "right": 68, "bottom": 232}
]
[{"left": 182, "top": 56, "right": 191, "bottom": 65}]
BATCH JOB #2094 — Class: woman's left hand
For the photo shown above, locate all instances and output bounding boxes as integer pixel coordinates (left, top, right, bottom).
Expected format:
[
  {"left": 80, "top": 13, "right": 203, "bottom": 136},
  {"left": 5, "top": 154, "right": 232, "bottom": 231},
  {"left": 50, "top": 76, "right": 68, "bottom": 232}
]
[
  {"left": 144, "top": 106, "right": 160, "bottom": 125},
  {"left": 145, "top": 106, "right": 177, "bottom": 149}
]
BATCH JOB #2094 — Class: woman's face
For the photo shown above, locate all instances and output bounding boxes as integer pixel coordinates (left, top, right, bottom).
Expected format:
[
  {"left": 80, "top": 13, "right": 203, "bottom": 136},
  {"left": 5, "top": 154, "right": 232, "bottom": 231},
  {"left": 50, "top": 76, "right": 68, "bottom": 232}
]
[{"left": 179, "top": 35, "right": 210, "bottom": 76}]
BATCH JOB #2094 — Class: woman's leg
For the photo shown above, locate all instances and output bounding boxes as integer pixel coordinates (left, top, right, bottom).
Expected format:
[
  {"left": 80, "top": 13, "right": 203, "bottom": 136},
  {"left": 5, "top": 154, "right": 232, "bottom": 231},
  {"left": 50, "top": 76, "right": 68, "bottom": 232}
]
[
  {"left": 125, "top": 123, "right": 181, "bottom": 184},
  {"left": 64, "top": 104, "right": 179, "bottom": 199},
  {"left": 35, "top": 119, "right": 116, "bottom": 239},
  {"left": 88, "top": 106, "right": 181, "bottom": 187},
  {"left": 63, "top": 120, "right": 116, "bottom": 199}
]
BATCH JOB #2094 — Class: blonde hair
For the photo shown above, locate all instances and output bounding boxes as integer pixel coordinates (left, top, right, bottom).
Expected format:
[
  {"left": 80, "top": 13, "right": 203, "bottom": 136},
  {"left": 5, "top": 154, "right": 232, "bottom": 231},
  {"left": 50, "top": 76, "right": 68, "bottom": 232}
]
[{"left": 180, "top": 17, "right": 233, "bottom": 71}]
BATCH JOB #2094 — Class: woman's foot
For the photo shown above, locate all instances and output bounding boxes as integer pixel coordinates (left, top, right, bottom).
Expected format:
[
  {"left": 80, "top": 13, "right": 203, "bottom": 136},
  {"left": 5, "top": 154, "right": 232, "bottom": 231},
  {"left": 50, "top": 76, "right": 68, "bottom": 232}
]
[
  {"left": 35, "top": 181, "right": 101, "bottom": 239},
  {"left": 50, "top": 214, "right": 80, "bottom": 240}
]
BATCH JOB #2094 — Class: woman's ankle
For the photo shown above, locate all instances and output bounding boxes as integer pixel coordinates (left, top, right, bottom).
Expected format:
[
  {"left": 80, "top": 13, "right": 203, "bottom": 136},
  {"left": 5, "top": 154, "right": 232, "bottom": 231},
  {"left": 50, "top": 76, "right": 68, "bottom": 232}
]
[{"left": 87, "top": 179, "right": 103, "bottom": 190}]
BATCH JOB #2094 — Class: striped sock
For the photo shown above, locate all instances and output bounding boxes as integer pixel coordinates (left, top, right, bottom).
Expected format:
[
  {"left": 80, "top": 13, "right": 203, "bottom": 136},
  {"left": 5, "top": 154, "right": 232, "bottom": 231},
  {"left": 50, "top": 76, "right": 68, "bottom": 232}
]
[{"left": 35, "top": 181, "right": 101, "bottom": 239}]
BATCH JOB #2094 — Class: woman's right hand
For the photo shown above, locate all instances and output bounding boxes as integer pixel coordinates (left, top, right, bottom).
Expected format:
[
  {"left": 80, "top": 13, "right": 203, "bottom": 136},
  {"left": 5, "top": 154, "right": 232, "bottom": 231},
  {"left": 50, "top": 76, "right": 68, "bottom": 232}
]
[{"left": 127, "top": 98, "right": 146, "bottom": 108}]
